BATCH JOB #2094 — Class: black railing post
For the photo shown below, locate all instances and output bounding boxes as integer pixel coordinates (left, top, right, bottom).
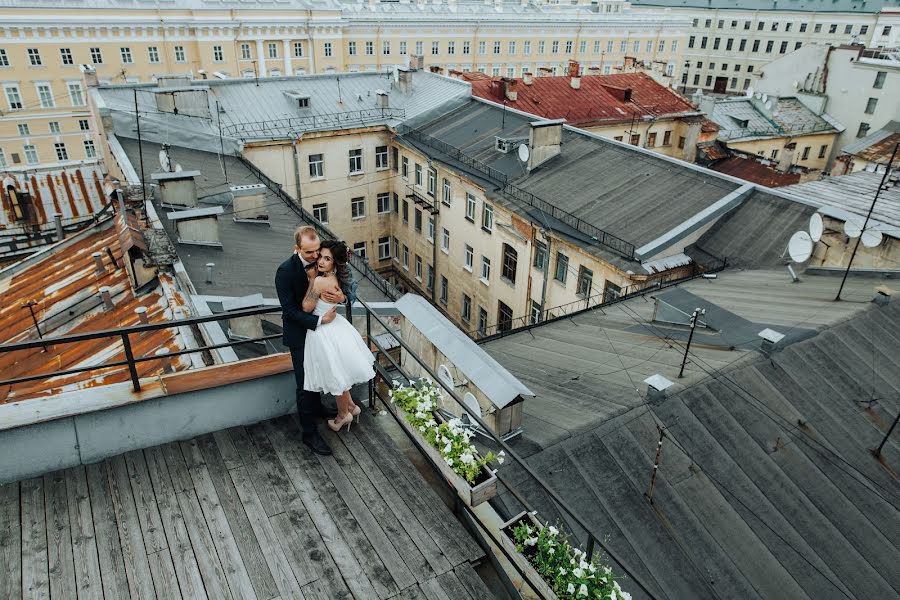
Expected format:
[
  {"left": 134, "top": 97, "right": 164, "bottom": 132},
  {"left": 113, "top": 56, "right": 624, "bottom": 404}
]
[
  {"left": 586, "top": 534, "right": 596, "bottom": 562},
  {"left": 366, "top": 309, "right": 375, "bottom": 409},
  {"left": 121, "top": 333, "right": 141, "bottom": 392}
]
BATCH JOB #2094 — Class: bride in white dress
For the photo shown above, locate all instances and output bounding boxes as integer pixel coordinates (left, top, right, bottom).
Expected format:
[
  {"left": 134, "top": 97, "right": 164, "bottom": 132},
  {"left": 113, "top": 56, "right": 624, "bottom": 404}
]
[{"left": 302, "top": 240, "right": 375, "bottom": 432}]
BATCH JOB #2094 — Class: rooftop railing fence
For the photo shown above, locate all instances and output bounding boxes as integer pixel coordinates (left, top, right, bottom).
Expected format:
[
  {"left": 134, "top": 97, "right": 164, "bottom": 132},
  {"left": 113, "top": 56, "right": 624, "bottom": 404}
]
[{"left": 223, "top": 107, "right": 407, "bottom": 140}]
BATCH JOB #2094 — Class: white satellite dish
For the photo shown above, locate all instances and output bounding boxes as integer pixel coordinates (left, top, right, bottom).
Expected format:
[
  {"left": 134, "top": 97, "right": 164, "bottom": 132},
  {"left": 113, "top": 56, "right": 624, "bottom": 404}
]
[
  {"left": 764, "top": 100, "right": 773, "bottom": 110},
  {"left": 755, "top": 92, "right": 762, "bottom": 100},
  {"left": 746, "top": 86, "right": 754, "bottom": 98},
  {"left": 844, "top": 216, "right": 864, "bottom": 238},
  {"left": 517, "top": 143, "right": 530, "bottom": 162},
  {"left": 761, "top": 93, "right": 768, "bottom": 103},
  {"left": 438, "top": 364, "right": 454, "bottom": 389},
  {"left": 158, "top": 149, "right": 171, "bottom": 172},
  {"left": 861, "top": 228, "right": 883, "bottom": 248},
  {"left": 460, "top": 392, "right": 481, "bottom": 425},
  {"left": 788, "top": 230, "right": 814, "bottom": 263},
  {"left": 809, "top": 212, "right": 824, "bottom": 242}
]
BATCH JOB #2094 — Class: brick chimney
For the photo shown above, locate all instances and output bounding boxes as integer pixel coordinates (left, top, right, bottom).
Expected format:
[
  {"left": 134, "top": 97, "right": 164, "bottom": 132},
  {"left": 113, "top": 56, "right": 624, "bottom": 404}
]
[
  {"left": 522, "top": 71, "right": 534, "bottom": 85},
  {"left": 397, "top": 67, "right": 413, "bottom": 94},
  {"left": 502, "top": 77, "right": 518, "bottom": 101},
  {"left": 567, "top": 60, "right": 580, "bottom": 78}
]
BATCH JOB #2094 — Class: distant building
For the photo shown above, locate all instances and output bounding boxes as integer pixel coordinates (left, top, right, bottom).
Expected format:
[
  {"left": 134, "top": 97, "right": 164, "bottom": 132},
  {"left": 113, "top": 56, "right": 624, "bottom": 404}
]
[
  {"left": 465, "top": 65, "right": 713, "bottom": 162},
  {"left": 832, "top": 119, "right": 900, "bottom": 175},
  {"left": 752, "top": 43, "right": 900, "bottom": 169}
]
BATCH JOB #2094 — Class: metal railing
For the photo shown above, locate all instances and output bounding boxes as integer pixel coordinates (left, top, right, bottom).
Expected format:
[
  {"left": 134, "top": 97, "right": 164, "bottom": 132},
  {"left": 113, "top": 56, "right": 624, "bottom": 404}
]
[
  {"left": 0, "top": 201, "right": 116, "bottom": 259},
  {"left": 238, "top": 156, "right": 401, "bottom": 301},
  {"left": 397, "top": 125, "right": 637, "bottom": 259},
  {"left": 224, "top": 107, "right": 406, "bottom": 140}
]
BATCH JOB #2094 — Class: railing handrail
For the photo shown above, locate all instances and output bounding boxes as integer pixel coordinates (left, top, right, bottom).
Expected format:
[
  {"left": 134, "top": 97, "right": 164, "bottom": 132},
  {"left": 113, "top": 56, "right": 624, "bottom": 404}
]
[{"left": 224, "top": 107, "right": 406, "bottom": 139}]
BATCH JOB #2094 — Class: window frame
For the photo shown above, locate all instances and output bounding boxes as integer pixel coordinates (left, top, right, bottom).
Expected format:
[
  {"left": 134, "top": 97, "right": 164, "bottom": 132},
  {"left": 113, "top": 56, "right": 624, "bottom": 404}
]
[
  {"left": 312, "top": 202, "right": 328, "bottom": 223},
  {"left": 351, "top": 196, "right": 366, "bottom": 219},
  {"left": 308, "top": 154, "right": 324, "bottom": 179}
]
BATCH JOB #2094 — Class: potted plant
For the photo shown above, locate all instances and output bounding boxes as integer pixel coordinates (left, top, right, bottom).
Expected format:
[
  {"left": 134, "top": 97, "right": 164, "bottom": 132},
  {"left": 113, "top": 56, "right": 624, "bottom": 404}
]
[
  {"left": 389, "top": 379, "right": 501, "bottom": 506},
  {"left": 500, "top": 511, "right": 632, "bottom": 599}
]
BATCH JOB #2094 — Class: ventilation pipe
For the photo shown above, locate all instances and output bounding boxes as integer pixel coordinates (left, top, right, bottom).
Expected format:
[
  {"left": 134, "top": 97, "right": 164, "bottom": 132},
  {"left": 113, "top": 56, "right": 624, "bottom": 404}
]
[
  {"left": 206, "top": 262, "right": 215, "bottom": 284},
  {"left": 644, "top": 374, "right": 674, "bottom": 403},
  {"left": 134, "top": 306, "right": 149, "bottom": 324},
  {"left": 99, "top": 286, "right": 114, "bottom": 310},
  {"left": 92, "top": 252, "right": 105, "bottom": 274},
  {"left": 522, "top": 71, "right": 534, "bottom": 85}
]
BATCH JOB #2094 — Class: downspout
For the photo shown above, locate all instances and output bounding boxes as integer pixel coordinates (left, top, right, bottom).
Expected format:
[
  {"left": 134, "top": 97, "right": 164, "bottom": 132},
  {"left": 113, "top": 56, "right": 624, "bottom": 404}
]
[
  {"left": 432, "top": 208, "right": 439, "bottom": 304},
  {"left": 539, "top": 229, "right": 551, "bottom": 321},
  {"left": 291, "top": 134, "right": 303, "bottom": 211}
]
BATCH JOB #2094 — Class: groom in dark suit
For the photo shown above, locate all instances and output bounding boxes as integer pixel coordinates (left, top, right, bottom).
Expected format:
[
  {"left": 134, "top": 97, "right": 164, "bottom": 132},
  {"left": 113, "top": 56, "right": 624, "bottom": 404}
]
[{"left": 275, "top": 225, "right": 343, "bottom": 456}]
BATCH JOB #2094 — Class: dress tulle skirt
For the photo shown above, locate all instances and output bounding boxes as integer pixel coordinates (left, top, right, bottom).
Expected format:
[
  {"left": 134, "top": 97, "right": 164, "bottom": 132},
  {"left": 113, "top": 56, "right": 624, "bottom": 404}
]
[{"left": 303, "top": 314, "right": 375, "bottom": 395}]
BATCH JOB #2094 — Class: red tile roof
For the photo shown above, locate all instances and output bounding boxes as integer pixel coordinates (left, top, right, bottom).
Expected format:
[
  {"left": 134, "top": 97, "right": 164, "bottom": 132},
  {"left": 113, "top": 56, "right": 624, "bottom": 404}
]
[
  {"left": 710, "top": 156, "right": 801, "bottom": 188},
  {"left": 469, "top": 73, "right": 700, "bottom": 127}
]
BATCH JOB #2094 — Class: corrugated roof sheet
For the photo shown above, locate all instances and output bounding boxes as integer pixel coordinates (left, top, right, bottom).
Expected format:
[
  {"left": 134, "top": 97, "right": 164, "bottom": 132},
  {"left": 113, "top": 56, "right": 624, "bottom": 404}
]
[
  {"left": 0, "top": 215, "right": 191, "bottom": 402},
  {"left": 783, "top": 172, "right": 900, "bottom": 235},
  {"left": 469, "top": 73, "right": 700, "bottom": 127},
  {"left": 0, "top": 165, "right": 106, "bottom": 231}
]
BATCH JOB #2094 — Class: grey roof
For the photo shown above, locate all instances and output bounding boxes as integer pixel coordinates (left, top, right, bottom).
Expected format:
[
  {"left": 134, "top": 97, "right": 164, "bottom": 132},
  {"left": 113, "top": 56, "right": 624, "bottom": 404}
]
[
  {"left": 98, "top": 71, "right": 471, "bottom": 151},
  {"left": 117, "top": 137, "right": 394, "bottom": 303},
  {"left": 782, "top": 172, "right": 900, "bottom": 238},
  {"left": 482, "top": 269, "right": 897, "bottom": 600},
  {"left": 407, "top": 99, "right": 739, "bottom": 260},
  {"left": 630, "top": 0, "right": 897, "bottom": 12},
  {"left": 395, "top": 294, "right": 533, "bottom": 409},
  {"left": 711, "top": 97, "right": 839, "bottom": 142}
]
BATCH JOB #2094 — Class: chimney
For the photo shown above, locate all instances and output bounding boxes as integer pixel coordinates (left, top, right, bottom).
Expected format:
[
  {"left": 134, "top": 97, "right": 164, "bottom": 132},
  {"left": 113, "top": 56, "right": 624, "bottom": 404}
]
[
  {"left": 375, "top": 90, "right": 389, "bottom": 109},
  {"left": 397, "top": 68, "right": 413, "bottom": 94},
  {"left": 758, "top": 328, "right": 785, "bottom": 358},
  {"left": 92, "top": 251, "right": 106, "bottom": 274},
  {"left": 522, "top": 71, "right": 534, "bottom": 85},
  {"left": 693, "top": 91, "right": 716, "bottom": 116},
  {"left": 503, "top": 77, "right": 518, "bottom": 101},
  {"left": 567, "top": 60, "right": 580, "bottom": 78},
  {"left": 99, "top": 286, "right": 114, "bottom": 310},
  {"left": 408, "top": 55, "right": 424, "bottom": 70},
  {"left": 526, "top": 118, "right": 565, "bottom": 172},
  {"left": 80, "top": 64, "right": 98, "bottom": 88},
  {"left": 570, "top": 75, "right": 581, "bottom": 90},
  {"left": 134, "top": 306, "right": 149, "bottom": 324},
  {"left": 490, "top": 78, "right": 505, "bottom": 101},
  {"left": 643, "top": 375, "right": 674, "bottom": 403}
]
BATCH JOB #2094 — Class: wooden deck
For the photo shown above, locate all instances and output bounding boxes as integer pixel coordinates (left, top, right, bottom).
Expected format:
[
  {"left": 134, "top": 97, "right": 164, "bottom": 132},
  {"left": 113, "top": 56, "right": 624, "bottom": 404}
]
[{"left": 0, "top": 412, "right": 491, "bottom": 599}]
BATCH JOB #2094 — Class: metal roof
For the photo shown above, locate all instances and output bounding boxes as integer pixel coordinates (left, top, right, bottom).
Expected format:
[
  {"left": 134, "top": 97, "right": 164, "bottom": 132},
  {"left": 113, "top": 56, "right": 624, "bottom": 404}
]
[
  {"left": 710, "top": 97, "right": 839, "bottom": 142},
  {"left": 395, "top": 294, "right": 533, "bottom": 409},
  {"left": 630, "top": 0, "right": 896, "bottom": 12},
  {"left": 708, "top": 156, "right": 802, "bottom": 188},
  {"left": 0, "top": 164, "right": 106, "bottom": 231},
  {"left": 0, "top": 215, "right": 192, "bottom": 402},
  {"left": 840, "top": 120, "right": 900, "bottom": 163}
]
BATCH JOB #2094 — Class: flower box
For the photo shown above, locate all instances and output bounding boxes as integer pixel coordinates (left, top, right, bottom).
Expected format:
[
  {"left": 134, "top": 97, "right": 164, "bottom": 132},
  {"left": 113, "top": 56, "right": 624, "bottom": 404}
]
[
  {"left": 386, "top": 397, "right": 498, "bottom": 507},
  {"left": 500, "top": 511, "right": 560, "bottom": 600}
]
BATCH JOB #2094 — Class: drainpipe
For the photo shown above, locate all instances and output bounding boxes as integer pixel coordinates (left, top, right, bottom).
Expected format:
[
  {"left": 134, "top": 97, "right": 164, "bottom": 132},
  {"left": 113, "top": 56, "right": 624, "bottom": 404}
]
[
  {"left": 539, "top": 229, "right": 551, "bottom": 322},
  {"left": 291, "top": 134, "right": 303, "bottom": 211},
  {"left": 432, "top": 208, "right": 439, "bottom": 304}
]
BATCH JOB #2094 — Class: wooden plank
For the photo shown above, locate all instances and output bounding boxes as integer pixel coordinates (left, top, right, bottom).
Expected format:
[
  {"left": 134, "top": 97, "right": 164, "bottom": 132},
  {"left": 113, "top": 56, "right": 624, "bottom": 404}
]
[
  {"left": 84, "top": 463, "right": 130, "bottom": 600},
  {"left": 394, "top": 584, "right": 428, "bottom": 600},
  {"left": 328, "top": 429, "right": 433, "bottom": 586},
  {"left": 244, "top": 423, "right": 299, "bottom": 517},
  {"left": 179, "top": 438, "right": 259, "bottom": 600},
  {"left": 106, "top": 457, "right": 157, "bottom": 600},
  {"left": 352, "top": 422, "right": 481, "bottom": 566},
  {"left": 44, "top": 470, "right": 77, "bottom": 600},
  {"left": 175, "top": 490, "right": 233, "bottom": 600},
  {"left": 21, "top": 477, "right": 50, "bottom": 600},
  {"left": 339, "top": 427, "right": 451, "bottom": 576},
  {"left": 318, "top": 447, "right": 416, "bottom": 591},
  {"left": 123, "top": 451, "right": 168, "bottom": 554},
  {"left": 453, "top": 563, "right": 493, "bottom": 599},
  {"left": 419, "top": 576, "right": 454, "bottom": 600},
  {"left": 194, "top": 434, "right": 280, "bottom": 600},
  {"left": 300, "top": 578, "right": 339, "bottom": 600},
  {"left": 147, "top": 548, "right": 182, "bottom": 600},
  {"left": 434, "top": 569, "right": 477, "bottom": 599},
  {"left": 269, "top": 508, "right": 345, "bottom": 594},
  {"left": 0, "top": 482, "right": 22, "bottom": 600},
  {"left": 214, "top": 430, "right": 244, "bottom": 470},
  {"left": 229, "top": 466, "right": 305, "bottom": 599},
  {"left": 144, "top": 446, "right": 210, "bottom": 600},
  {"left": 64, "top": 467, "right": 103, "bottom": 600},
  {"left": 162, "top": 353, "right": 292, "bottom": 395},
  {"left": 263, "top": 417, "right": 379, "bottom": 600},
  {"left": 161, "top": 441, "right": 194, "bottom": 495}
]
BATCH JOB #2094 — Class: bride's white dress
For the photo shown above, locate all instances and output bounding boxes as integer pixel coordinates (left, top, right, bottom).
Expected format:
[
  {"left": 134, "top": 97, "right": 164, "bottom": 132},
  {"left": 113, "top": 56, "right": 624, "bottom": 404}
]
[{"left": 303, "top": 299, "right": 375, "bottom": 395}]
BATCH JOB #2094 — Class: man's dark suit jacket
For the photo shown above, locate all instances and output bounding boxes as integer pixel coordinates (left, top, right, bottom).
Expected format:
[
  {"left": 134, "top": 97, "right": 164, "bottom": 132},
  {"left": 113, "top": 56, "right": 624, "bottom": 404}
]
[{"left": 275, "top": 254, "right": 320, "bottom": 349}]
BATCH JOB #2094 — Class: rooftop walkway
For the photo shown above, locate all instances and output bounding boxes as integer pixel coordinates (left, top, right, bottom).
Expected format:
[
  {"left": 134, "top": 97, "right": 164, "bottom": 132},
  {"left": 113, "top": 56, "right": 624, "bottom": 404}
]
[{"left": 0, "top": 413, "right": 491, "bottom": 600}]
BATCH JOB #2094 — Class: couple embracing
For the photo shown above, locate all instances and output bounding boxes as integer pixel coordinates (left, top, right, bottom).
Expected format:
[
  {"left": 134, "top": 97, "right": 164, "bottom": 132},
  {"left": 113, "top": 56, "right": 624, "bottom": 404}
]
[{"left": 275, "top": 225, "right": 375, "bottom": 456}]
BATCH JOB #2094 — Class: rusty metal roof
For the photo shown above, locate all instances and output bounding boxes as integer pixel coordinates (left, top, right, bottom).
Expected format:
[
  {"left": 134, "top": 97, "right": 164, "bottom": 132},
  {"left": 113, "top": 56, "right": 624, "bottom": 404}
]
[
  {"left": 0, "top": 164, "right": 106, "bottom": 231},
  {"left": 709, "top": 156, "right": 802, "bottom": 187},
  {"left": 0, "top": 215, "right": 191, "bottom": 402},
  {"left": 840, "top": 120, "right": 900, "bottom": 164}
]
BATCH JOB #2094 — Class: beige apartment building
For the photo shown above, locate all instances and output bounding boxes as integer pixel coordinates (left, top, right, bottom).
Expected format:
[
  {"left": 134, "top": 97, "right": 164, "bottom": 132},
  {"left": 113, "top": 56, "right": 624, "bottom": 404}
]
[{"left": 0, "top": 0, "right": 689, "bottom": 172}]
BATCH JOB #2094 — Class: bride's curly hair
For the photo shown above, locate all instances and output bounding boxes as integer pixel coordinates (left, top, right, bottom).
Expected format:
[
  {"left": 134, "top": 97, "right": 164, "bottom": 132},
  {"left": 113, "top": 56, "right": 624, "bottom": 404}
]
[{"left": 320, "top": 239, "right": 353, "bottom": 296}]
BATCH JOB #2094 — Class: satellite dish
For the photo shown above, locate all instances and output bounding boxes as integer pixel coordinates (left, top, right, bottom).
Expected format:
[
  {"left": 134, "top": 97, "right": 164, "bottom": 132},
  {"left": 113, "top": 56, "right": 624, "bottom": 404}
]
[
  {"left": 764, "top": 100, "right": 773, "bottom": 110},
  {"left": 762, "top": 93, "right": 768, "bottom": 103},
  {"left": 517, "top": 143, "right": 530, "bottom": 162},
  {"left": 809, "top": 213, "right": 824, "bottom": 242},
  {"left": 862, "top": 228, "right": 883, "bottom": 248},
  {"left": 844, "top": 217, "right": 863, "bottom": 238},
  {"left": 158, "top": 149, "right": 171, "bottom": 172},
  {"left": 788, "top": 231, "right": 814, "bottom": 263},
  {"left": 755, "top": 92, "right": 762, "bottom": 100},
  {"left": 746, "top": 86, "right": 754, "bottom": 98},
  {"left": 438, "top": 364, "right": 454, "bottom": 389},
  {"left": 460, "top": 392, "right": 481, "bottom": 426}
]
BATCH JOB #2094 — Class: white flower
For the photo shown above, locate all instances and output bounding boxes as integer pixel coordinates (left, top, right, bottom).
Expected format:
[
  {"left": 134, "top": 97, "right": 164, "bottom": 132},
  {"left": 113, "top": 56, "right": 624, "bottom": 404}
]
[
  {"left": 573, "top": 567, "right": 584, "bottom": 578},
  {"left": 559, "top": 568, "right": 567, "bottom": 576},
  {"left": 446, "top": 458, "right": 454, "bottom": 466},
  {"left": 578, "top": 584, "right": 588, "bottom": 597},
  {"left": 567, "top": 583, "right": 576, "bottom": 594},
  {"left": 459, "top": 452, "right": 474, "bottom": 464},
  {"left": 525, "top": 526, "right": 533, "bottom": 535},
  {"left": 443, "top": 443, "right": 452, "bottom": 454},
  {"left": 610, "top": 590, "right": 618, "bottom": 600},
  {"left": 496, "top": 456, "right": 505, "bottom": 465},
  {"left": 418, "top": 426, "right": 426, "bottom": 433},
  {"left": 548, "top": 525, "right": 559, "bottom": 536},
  {"left": 524, "top": 537, "right": 538, "bottom": 547},
  {"left": 548, "top": 548, "right": 555, "bottom": 555}
]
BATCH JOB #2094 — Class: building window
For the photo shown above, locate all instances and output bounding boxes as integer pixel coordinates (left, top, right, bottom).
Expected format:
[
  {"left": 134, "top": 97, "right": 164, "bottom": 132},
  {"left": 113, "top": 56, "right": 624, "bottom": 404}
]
[
  {"left": 293, "top": 42, "right": 304, "bottom": 58},
  {"left": 48, "top": 121, "right": 60, "bottom": 134},
  {"left": 779, "top": 41, "right": 788, "bottom": 54},
  {"left": 415, "top": 255, "right": 422, "bottom": 280},
  {"left": 530, "top": 300, "right": 542, "bottom": 324},
  {"left": 497, "top": 302, "right": 513, "bottom": 333},
  {"left": 353, "top": 242, "right": 367, "bottom": 260},
  {"left": 378, "top": 237, "right": 390, "bottom": 260},
  {"left": 800, "top": 146, "right": 810, "bottom": 161},
  {"left": 630, "top": 134, "right": 640, "bottom": 146},
  {"left": 462, "top": 41, "right": 470, "bottom": 55},
  {"left": 267, "top": 43, "right": 278, "bottom": 59},
  {"left": 874, "top": 71, "right": 886, "bottom": 89},
  {"left": 662, "top": 130, "right": 672, "bottom": 146},
  {"left": 441, "top": 228, "right": 450, "bottom": 253},
  {"left": 377, "top": 192, "right": 391, "bottom": 214},
  {"left": 349, "top": 149, "right": 363, "bottom": 174},
  {"left": 351, "top": 196, "right": 366, "bottom": 219},
  {"left": 393, "top": 192, "right": 399, "bottom": 213},
  {"left": 0, "top": 149, "right": 5, "bottom": 168},
  {"left": 552, "top": 41, "right": 560, "bottom": 54},
  {"left": 464, "top": 244, "right": 474, "bottom": 270},
  {"left": 59, "top": 48, "right": 72, "bottom": 66},
  {"left": 426, "top": 266, "right": 434, "bottom": 292},
  {"left": 415, "top": 163, "right": 423, "bottom": 186},
  {"left": 844, "top": 24, "right": 853, "bottom": 35},
  {"left": 90, "top": 47, "right": 103, "bottom": 64},
  {"left": 27, "top": 48, "right": 42, "bottom": 66},
  {"left": 120, "top": 47, "right": 133, "bottom": 64},
  {"left": 752, "top": 40, "right": 760, "bottom": 52},
  {"left": 701, "top": 37, "right": 708, "bottom": 49},
  {"left": 462, "top": 295, "right": 472, "bottom": 322},
  {"left": 477, "top": 307, "right": 488, "bottom": 336},
  {"left": 174, "top": 46, "right": 186, "bottom": 62},
  {"left": 860, "top": 25, "right": 869, "bottom": 35},
  {"left": 427, "top": 215, "right": 435, "bottom": 242},
  {"left": 324, "top": 43, "right": 333, "bottom": 57},
  {"left": 856, "top": 122, "right": 870, "bottom": 138},
  {"left": 689, "top": 36, "right": 695, "bottom": 49},
  {"left": 213, "top": 46, "right": 224, "bottom": 62},
  {"left": 309, "top": 154, "right": 324, "bottom": 178},
  {"left": 659, "top": 40, "right": 665, "bottom": 52},
  {"left": 814, "top": 24, "right": 822, "bottom": 33},
  {"left": 37, "top": 84, "right": 54, "bottom": 108},
  {"left": 83, "top": 140, "right": 97, "bottom": 159},
  {"left": 713, "top": 38, "right": 720, "bottom": 50},
  {"left": 466, "top": 193, "right": 476, "bottom": 221},
  {"left": 534, "top": 240, "right": 547, "bottom": 269},
  {"left": 392, "top": 237, "right": 400, "bottom": 261},
  {"left": 312, "top": 203, "right": 328, "bottom": 223},
  {"left": 482, "top": 203, "right": 493, "bottom": 232},
  {"left": 375, "top": 145, "right": 388, "bottom": 170},
  {"left": 481, "top": 256, "right": 491, "bottom": 282},
  {"left": 446, "top": 41, "right": 454, "bottom": 55},
  {"left": 800, "top": 23, "right": 808, "bottom": 33},
  {"left": 554, "top": 252, "right": 568, "bottom": 283},
  {"left": 501, "top": 244, "right": 517, "bottom": 284},
  {"left": 17, "top": 123, "right": 29, "bottom": 136},
  {"left": 402, "top": 200, "right": 409, "bottom": 223},
  {"left": 54, "top": 142, "right": 68, "bottom": 161},
  {"left": 865, "top": 98, "right": 878, "bottom": 114},
  {"left": 366, "top": 41, "right": 375, "bottom": 56},
  {"left": 646, "top": 132, "right": 657, "bottom": 148},
  {"left": 240, "top": 44, "right": 251, "bottom": 60},
  {"left": 566, "top": 40, "right": 573, "bottom": 53},
  {"left": 78, "top": 119, "right": 89, "bottom": 131},
  {"left": 401, "top": 156, "right": 409, "bottom": 179},
  {"left": 440, "top": 276, "right": 448, "bottom": 305},
  {"left": 523, "top": 41, "right": 531, "bottom": 55},
  {"left": 829, "top": 24, "right": 837, "bottom": 34},
  {"left": 427, "top": 168, "right": 436, "bottom": 196},
  {"left": 818, "top": 145, "right": 828, "bottom": 159},
  {"left": 604, "top": 282, "right": 622, "bottom": 302},
  {"left": 882, "top": 25, "right": 892, "bottom": 36},
  {"left": 67, "top": 82, "right": 85, "bottom": 107},
  {"left": 577, "top": 266, "right": 593, "bottom": 296},
  {"left": 415, "top": 208, "right": 422, "bottom": 232},
  {"left": 678, "top": 136, "right": 686, "bottom": 149},
  {"left": 24, "top": 144, "right": 38, "bottom": 164},
  {"left": 441, "top": 178, "right": 451, "bottom": 206},
  {"left": 402, "top": 245, "right": 409, "bottom": 269}
]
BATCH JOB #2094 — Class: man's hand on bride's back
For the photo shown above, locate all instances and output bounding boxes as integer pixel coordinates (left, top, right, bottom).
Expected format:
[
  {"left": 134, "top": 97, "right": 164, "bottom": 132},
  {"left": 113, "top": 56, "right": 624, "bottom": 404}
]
[
  {"left": 321, "top": 289, "right": 344, "bottom": 304},
  {"left": 321, "top": 307, "right": 337, "bottom": 324}
]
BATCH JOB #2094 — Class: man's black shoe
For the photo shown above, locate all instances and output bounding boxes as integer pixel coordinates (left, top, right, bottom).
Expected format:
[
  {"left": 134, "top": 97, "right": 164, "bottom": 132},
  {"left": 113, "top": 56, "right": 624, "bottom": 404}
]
[{"left": 302, "top": 432, "right": 332, "bottom": 456}]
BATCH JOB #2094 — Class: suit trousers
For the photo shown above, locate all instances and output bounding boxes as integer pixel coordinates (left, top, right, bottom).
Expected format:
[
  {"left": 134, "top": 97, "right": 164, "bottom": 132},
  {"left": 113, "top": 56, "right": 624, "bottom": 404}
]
[{"left": 290, "top": 347, "right": 322, "bottom": 437}]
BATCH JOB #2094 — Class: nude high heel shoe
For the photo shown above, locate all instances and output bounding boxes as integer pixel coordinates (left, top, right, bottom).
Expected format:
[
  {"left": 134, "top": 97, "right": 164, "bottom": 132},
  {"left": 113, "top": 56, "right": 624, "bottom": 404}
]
[
  {"left": 350, "top": 403, "right": 361, "bottom": 421},
  {"left": 327, "top": 413, "right": 353, "bottom": 432}
]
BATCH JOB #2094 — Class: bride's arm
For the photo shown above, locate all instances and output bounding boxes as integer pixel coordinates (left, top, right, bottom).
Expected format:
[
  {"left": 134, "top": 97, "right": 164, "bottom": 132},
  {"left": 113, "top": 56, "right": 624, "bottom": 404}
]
[{"left": 301, "top": 278, "right": 321, "bottom": 313}]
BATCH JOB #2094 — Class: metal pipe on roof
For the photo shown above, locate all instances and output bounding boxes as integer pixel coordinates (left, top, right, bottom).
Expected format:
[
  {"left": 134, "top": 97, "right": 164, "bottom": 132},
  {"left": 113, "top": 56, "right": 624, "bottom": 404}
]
[
  {"left": 134, "top": 306, "right": 149, "bottom": 324},
  {"left": 92, "top": 252, "right": 105, "bottom": 274},
  {"left": 99, "top": 286, "right": 114, "bottom": 310},
  {"left": 53, "top": 214, "right": 64, "bottom": 242},
  {"left": 206, "top": 262, "right": 215, "bottom": 284}
]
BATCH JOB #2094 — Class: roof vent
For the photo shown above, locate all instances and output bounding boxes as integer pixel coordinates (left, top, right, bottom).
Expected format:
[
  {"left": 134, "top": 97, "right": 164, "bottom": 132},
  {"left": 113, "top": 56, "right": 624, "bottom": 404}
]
[
  {"left": 283, "top": 90, "right": 311, "bottom": 108},
  {"left": 151, "top": 170, "right": 200, "bottom": 208},
  {"left": 644, "top": 374, "right": 674, "bottom": 402},
  {"left": 495, "top": 136, "right": 528, "bottom": 154},
  {"left": 167, "top": 206, "right": 225, "bottom": 248},
  {"left": 376, "top": 90, "right": 389, "bottom": 109},
  {"left": 758, "top": 328, "right": 785, "bottom": 357}
]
